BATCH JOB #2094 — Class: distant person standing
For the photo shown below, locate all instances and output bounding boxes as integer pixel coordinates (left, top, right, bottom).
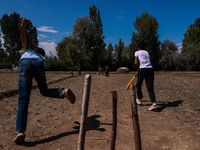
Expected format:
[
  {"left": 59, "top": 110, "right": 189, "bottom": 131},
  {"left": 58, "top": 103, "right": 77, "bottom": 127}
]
[
  {"left": 98, "top": 66, "right": 104, "bottom": 75},
  {"left": 105, "top": 65, "right": 110, "bottom": 77},
  {"left": 14, "top": 18, "right": 76, "bottom": 144},
  {"left": 134, "top": 41, "right": 157, "bottom": 111},
  {"left": 98, "top": 66, "right": 101, "bottom": 75},
  {"left": 100, "top": 66, "right": 104, "bottom": 75},
  {"left": 70, "top": 69, "right": 74, "bottom": 77},
  {"left": 78, "top": 64, "right": 81, "bottom": 75}
]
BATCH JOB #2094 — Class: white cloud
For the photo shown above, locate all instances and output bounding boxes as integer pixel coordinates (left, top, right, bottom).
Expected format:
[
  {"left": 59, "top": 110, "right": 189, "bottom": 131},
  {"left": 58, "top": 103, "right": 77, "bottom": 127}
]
[
  {"left": 117, "top": 10, "right": 127, "bottom": 19},
  {"left": 117, "top": 15, "right": 124, "bottom": 19},
  {"left": 39, "top": 34, "right": 48, "bottom": 38},
  {"left": 0, "top": 36, "right": 5, "bottom": 49},
  {"left": 178, "top": 47, "right": 182, "bottom": 52},
  {"left": 119, "top": 10, "right": 127, "bottom": 14},
  {"left": 0, "top": 36, "right": 4, "bottom": 43},
  {"left": 176, "top": 43, "right": 182, "bottom": 52},
  {"left": 177, "top": 43, "right": 182, "bottom": 46},
  {"left": 65, "top": 32, "right": 71, "bottom": 36},
  {"left": 37, "top": 26, "right": 58, "bottom": 33},
  {"left": 39, "top": 41, "right": 57, "bottom": 57}
]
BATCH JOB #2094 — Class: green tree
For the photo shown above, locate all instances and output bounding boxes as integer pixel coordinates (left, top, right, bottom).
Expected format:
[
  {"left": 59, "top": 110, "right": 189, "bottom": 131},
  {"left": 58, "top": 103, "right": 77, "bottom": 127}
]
[
  {"left": 72, "top": 16, "right": 93, "bottom": 69},
  {"left": 0, "top": 12, "right": 38, "bottom": 64},
  {"left": 0, "top": 13, "right": 21, "bottom": 64},
  {"left": 26, "top": 25, "right": 38, "bottom": 50},
  {"left": 178, "top": 44, "right": 200, "bottom": 70},
  {"left": 181, "top": 18, "right": 200, "bottom": 70},
  {"left": 121, "top": 45, "right": 132, "bottom": 69},
  {"left": 105, "top": 43, "right": 114, "bottom": 67},
  {"left": 72, "top": 16, "right": 92, "bottom": 40},
  {"left": 130, "top": 12, "right": 161, "bottom": 70},
  {"left": 160, "top": 39, "right": 178, "bottom": 70},
  {"left": 122, "top": 45, "right": 130, "bottom": 60},
  {"left": 56, "top": 36, "right": 81, "bottom": 70},
  {"left": 56, "top": 5, "right": 106, "bottom": 70},
  {"left": 45, "top": 56, "right": 63, "bottom": 71},
  {"left": 89, "top": 5, "right": 106, "bottom": 70},
  {"left": 182, "top": 18, "right": 200, "bottom": 50},
  {"left": 114, "top": 38, "right": 124, "bottom": 66}
]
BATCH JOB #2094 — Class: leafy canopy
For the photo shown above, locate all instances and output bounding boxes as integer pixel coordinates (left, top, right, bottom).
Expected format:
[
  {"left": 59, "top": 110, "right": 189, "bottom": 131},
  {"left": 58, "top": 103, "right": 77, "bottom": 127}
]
[{"left": 130, "top": 12, "right": 161, "bottom": 70}]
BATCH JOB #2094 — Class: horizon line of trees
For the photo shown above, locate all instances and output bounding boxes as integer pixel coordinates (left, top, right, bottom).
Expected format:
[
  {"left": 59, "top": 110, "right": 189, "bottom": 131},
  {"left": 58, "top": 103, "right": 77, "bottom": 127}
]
[{"left": 0, "top": 5, "right": 200, "bottom": 71}]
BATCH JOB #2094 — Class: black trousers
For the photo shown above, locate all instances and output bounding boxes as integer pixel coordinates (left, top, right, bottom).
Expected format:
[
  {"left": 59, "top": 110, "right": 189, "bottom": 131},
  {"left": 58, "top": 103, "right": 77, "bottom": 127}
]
[{"left": 136, "top": 68, "right": 156, "bottom": 103}]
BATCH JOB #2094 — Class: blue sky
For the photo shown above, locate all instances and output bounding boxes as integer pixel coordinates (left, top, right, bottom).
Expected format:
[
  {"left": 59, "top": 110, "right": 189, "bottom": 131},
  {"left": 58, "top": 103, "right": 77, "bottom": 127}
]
[{"left": 0, "top": 0, "right": 200, "bottom": 56}]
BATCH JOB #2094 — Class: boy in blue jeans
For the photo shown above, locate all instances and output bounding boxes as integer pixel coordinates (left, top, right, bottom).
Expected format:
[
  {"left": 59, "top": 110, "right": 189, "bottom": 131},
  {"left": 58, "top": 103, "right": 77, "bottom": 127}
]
[{"left": 14, "top": 19, "right": 76, "bottom": 144}]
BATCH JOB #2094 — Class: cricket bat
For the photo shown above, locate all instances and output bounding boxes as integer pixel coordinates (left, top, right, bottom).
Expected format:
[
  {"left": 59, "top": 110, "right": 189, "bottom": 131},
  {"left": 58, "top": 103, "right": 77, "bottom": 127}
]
[{"left": 125, "top": 74, "right": 137, "bottom": 90}]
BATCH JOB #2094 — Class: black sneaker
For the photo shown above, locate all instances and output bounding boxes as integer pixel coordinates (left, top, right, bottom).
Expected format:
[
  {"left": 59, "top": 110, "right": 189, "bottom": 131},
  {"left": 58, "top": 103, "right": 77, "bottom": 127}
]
[
  {"left": 14, "top": 133, "right": 25, "bottom": 144},
  {"left": 64, "top": 89, "right": 76, "bottom": 104}
]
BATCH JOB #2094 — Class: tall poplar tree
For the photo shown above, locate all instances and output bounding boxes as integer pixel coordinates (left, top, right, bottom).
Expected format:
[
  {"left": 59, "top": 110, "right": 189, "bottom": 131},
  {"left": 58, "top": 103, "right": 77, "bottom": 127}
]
[
  {"left": 106, "top": 43, "right": 114, "bottom": 67},
  {"left": 181, "top": 18, "right": 200, "bottom": 70},
  {"left": 115, "top": 38, "right": 124, "bottom": 66},
  {"left": 72, "top": 16, "right": 93, "bottom": 69},
  {"left": 56, "top": 5, "right": 106, "bottom": 70},
  {"left": 89, "top": 5, "right": 106, "bottom": 70},
  {"left": 160, "top": 39, "right": 178, "bottom": 70},
  {"left": 0, "top": 13, "right": 21, "bottom": 63},
  {"left": 130, "top": 12, "right": 161, "bottom": 70},
  {"left": 56, "top": 36, "right": 80, "bottom": 70}
]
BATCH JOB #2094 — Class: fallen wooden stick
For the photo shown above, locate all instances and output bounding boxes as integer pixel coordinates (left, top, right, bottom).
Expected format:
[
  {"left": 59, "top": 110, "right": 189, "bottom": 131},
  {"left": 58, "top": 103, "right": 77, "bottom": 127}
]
[{"left": 130, "top": 84, "right": 142, "bottom": 150}]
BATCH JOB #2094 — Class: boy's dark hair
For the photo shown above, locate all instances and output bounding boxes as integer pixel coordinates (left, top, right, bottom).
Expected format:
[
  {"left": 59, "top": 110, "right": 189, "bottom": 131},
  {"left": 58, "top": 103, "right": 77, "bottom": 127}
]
[
  {"left": 138, "top": 41, "right": 145, "bottom": 50},
  {"left": 34, "top": 47, "right": 45, "bottom": 57}
]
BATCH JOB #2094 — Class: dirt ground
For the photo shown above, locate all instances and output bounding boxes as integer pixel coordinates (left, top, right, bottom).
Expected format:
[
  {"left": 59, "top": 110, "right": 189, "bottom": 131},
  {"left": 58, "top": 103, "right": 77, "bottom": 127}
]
[{"left": 0, "top": 71, "right": 200, "bottom": 150}]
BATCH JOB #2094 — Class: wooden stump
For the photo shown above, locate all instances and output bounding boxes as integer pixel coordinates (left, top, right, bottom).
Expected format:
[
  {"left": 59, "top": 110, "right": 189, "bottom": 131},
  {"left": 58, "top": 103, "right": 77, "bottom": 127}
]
[
  {"left": 77, "top": 74, "right": 91, "bottom": 150},
  {"left": 110, "top": 90, "right": 117, "bottom": 150},
  {"left": 130, "top": 84, "right": 142, "bottom": 150}
]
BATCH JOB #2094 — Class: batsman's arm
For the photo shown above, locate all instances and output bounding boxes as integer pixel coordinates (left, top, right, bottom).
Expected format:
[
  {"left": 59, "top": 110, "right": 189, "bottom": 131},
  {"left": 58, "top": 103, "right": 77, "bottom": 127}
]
[
  {"left": 134, "top": 56, "right": 139, "bottom": 68},
  {"left": 21, "top": 19, "right": 29, "bottom": 51}
]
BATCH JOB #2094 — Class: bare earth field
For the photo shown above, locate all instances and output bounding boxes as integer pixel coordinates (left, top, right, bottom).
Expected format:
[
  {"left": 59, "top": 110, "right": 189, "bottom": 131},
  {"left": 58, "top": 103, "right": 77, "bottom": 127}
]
[{"left": 0, "top": 71, "right": 200, "bottom": 150}]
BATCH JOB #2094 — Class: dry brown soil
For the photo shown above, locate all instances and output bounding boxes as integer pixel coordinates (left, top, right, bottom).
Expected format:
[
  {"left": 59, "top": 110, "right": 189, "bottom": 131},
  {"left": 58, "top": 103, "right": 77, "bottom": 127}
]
[{"left": 0, "top": 72, "right": 200, "bottom": 150}]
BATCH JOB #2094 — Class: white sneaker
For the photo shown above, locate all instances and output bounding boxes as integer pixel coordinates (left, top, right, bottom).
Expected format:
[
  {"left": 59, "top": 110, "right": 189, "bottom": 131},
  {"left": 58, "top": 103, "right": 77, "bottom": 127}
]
[
  {"left": 136, "top": 99, "right": 142, "bottom": 105},
  {"left": 149, "top": 105, "right": 157, "bottom": 111}
]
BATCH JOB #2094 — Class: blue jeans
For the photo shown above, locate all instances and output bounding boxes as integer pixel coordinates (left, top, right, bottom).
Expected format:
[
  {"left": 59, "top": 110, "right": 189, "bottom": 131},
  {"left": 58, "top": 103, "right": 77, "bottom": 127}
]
[{"left": 16, "top": 58, "right": 64, "bottom": 131}]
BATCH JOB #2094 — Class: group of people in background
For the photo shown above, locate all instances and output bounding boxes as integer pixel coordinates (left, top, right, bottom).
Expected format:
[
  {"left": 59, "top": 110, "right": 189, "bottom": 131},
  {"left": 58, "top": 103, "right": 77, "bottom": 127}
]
[
  {"left": 98, "top": 65, "right": 110, "bottom": 77},
  {"left": 70, "top": 64, "right": 111, "bottom": 77}
]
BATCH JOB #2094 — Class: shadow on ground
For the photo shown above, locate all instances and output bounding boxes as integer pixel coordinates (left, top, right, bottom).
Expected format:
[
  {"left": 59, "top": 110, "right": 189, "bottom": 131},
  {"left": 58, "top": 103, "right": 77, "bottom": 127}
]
[
  {"left": 22, "top": 115, "right": 111, "bottom": 147},
  {"left": 73, "top": 115, "right": 112, "bottom": 132},
  {"left": 156, "top": 100, "right": 183, "bottom": 112},
  {"left": 141, "top": 100, "right": 183, "bottom": 112}
]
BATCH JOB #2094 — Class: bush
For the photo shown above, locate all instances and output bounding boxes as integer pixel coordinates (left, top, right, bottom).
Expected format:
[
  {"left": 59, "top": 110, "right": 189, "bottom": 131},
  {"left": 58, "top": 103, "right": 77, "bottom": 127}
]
[
  {"left": 45, "top": 56, "right": 68, "bottom": 71},
  {"left": 0, "top": 63, "right": 12, "bottom": 69}
]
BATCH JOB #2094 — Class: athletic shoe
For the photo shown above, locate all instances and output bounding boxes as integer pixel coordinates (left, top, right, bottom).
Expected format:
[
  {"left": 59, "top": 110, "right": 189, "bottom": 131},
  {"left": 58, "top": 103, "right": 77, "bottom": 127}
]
[
  {"left": 64, "top": 89, "right": 76, "bottom": 104},
  {"left": 136, "top": 99, "right": 142, "bottom": 105},
  {"left": 14, "top": 133, "right": 25, "bottom": 144},
  {"left": 149, "top": 105, "right": 157, "bottom": 111}
]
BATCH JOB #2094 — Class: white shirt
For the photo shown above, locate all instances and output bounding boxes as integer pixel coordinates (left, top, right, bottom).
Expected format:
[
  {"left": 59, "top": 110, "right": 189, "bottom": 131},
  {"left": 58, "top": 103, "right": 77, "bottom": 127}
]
[
  {"left": 20, "top": 50, "right": 45, "bottom": 63},
  {"left": 135, "top": 50, "right": 153, "bottom": 68}
]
